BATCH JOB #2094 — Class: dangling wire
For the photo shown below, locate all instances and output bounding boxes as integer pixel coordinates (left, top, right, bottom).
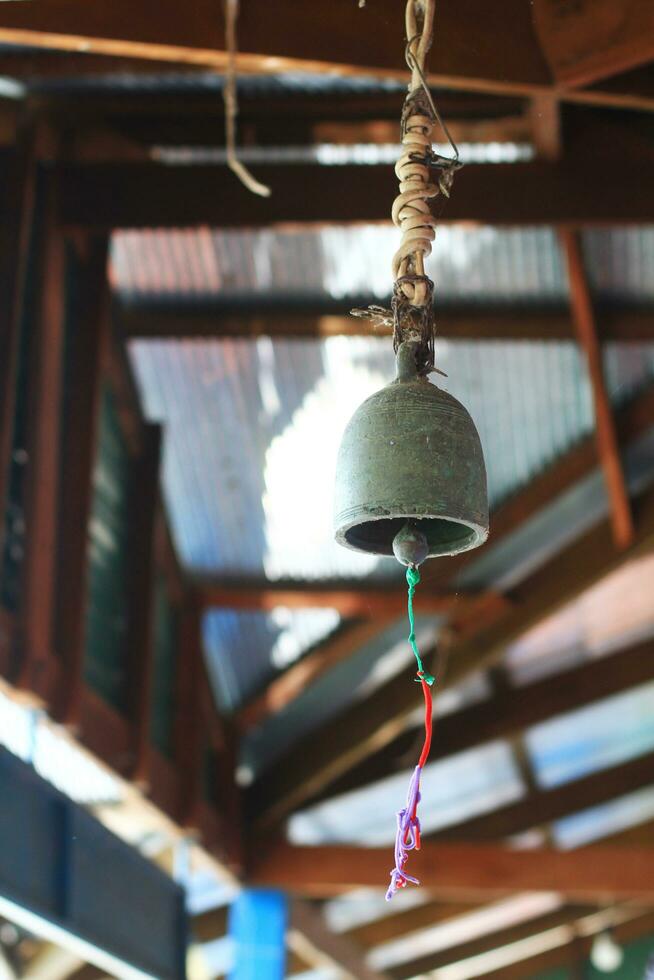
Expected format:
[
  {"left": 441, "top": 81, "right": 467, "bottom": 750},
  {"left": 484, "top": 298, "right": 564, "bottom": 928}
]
[{"left": 223, "top": 0, "right": 271, "bottom": 197}]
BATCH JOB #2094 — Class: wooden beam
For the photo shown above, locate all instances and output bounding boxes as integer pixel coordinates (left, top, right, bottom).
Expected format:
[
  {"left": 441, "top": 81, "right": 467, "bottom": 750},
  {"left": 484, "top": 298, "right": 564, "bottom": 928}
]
[
  {"left": 2, "top": 1, "right": 654, "bottom": 114},
  {"left": 196, "top": 579, "right": 506, "bottom": 619},
  {"left": 561, "top": 229, "right": 634, "bottom": 549},
  {"left": 54, "top": 155, "right": 654, "bottom": 230},
  {"left": 0, "top": 145, "right": 34, "bottom": 589},
  {"left": 529, "top": 94, "right": 561, "bottom": 160},
  {"left": 0, "top": 0, "right": 551, "bottom": 92},
  {"left": 251, "top": 841, "right": 654, "bottom": 900},
  {"left": 288, "top": 899, "right": 390, "bottom": 980},
  {"left": 247, "top": 458, "right": 654, "bottom": 828},
  {"left": 14, "top": 169, "right": 66, "bottom": 702},
  {"left": 118, "top": 303, "right": 654, "bottom": 344},
  {"left": 53, "top": 234, "right": 109, "bottom": 725},
  {"left": 307, "top": 635, "right": 654, "bottom": 804},
  {"left": 126, "top": 422, "right": 162, "bottom": 780},
  {"left": 386, "top": 905, "right": 597, "bottom": 980},
  {"left": 345, "top": 900, "right": 480, "bottom": 949},
  {"left": 174, "top": 598, "right": 205, "bottom": 825},
  {"left": 475, "top": 909, "right": 654, "bottom": 980},
  {"left": 433, "top": 749, "right": 654, "bottom": 843}
]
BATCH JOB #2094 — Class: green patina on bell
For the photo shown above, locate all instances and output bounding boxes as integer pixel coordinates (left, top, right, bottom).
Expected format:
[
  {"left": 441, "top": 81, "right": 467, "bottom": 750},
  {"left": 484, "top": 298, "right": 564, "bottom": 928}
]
[{"left": 334, "top": 340, "right": 489, "bottom": 562}]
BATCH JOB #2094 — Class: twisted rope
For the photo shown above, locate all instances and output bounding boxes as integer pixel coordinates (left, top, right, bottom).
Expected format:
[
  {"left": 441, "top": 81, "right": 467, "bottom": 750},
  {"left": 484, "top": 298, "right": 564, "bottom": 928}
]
[{"left": 392, "top": 0, "right": 459, "bottom": 311}]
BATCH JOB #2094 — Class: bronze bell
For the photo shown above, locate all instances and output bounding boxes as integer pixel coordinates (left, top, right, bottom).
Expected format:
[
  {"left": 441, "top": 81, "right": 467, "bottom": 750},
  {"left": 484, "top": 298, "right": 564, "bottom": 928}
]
[{"left": 334, "top": 340, "right": 489, "bottom": 562}]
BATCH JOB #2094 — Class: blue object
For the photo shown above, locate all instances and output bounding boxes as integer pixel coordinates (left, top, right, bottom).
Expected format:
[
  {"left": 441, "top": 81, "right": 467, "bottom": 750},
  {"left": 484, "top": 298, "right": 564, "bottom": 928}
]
[{"left": 228, "top": 889, "right": 287, "bottom": 980}]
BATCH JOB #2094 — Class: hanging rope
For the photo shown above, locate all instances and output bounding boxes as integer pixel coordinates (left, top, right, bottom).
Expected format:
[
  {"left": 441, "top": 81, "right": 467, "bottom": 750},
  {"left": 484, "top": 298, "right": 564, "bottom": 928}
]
[
  {"left": 223, "top": 0, "right": 271, "bottom": 197},
  {"left": 386, "top": 566, "right": 435, "bottom": 901}
]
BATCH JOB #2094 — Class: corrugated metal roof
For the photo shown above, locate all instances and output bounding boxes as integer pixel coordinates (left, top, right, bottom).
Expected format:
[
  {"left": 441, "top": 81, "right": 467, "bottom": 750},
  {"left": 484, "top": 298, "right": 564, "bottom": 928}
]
[
  {"left": 505, "top": 554, "right": 654, "bottom": 685},
  {"left": 525, "top": 682, "right": 654, "bottom": 790},
  {"left": 113, "top": 226, "right": 654, "bottom": 306},
  {"left": 287, "top": 739, "right": 524, "bottom": 846},
  {"left": 113, "top": 226, "right": 566, "bottom": 305},
  {"left": 584, "top": 228, "right": 654, "bottom": 303}
]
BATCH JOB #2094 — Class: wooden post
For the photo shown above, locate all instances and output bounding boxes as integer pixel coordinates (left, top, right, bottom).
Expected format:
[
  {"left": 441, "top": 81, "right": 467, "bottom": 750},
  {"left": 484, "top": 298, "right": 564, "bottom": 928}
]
[
  {"left": 174, "top": 595, "right": 204, "bottom": 824},
  {"left": 560, "top": 229, "right": 634, "bottom": 549},
  {"left": 15, "top": 168, "right": 67, "bottom": 701},
  {"left": 54, "top": 233, "right": 109, "bottom": 724},
  {"left": 126, "top": 422, "right": 162, "bottom": 780}
]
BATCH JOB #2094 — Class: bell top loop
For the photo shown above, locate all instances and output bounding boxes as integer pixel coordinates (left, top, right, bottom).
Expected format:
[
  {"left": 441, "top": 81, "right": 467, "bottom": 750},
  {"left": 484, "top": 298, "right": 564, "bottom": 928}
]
[{"left": 396, "top": 341, "right": 421, "bottom": 382}]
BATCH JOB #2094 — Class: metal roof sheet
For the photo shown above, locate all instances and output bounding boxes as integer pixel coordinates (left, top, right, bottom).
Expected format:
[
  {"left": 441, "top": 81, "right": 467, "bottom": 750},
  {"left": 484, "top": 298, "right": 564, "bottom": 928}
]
[
  {"left": 287, "top": 739, "right": 524, "bottom": 846},
  {"left": 113, "top": 225, "right": 566, "bottom": 305}
]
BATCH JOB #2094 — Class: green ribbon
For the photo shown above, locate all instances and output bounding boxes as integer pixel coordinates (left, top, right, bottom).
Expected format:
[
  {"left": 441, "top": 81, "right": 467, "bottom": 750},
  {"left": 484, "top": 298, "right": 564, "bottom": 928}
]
[{"left": 406, "top": 565, "right": 435, "bottom": 686}]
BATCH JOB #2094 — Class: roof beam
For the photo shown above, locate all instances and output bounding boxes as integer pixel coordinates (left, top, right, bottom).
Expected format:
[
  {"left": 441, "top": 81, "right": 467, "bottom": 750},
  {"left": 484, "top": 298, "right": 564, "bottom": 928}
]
[
  {"left": 55, "top": 155, "right": 654, "bottom": 229},
  {"left": 196, "top": 579, "right": 506, "bottom": 619},
  {"left": 287, "top": 899, "right": 390, "bottom": 980},
  {"left": 561, "top": 229, "right": 634, "bottom": 549},
  {"left": 432, "top": 748, "right": 654, "bottom": 842},
  {"left": 306, "top": 635, "right": 654, "bottom": 803},
  {"left": 385, "top": 905, "right": 597, "bottom": 980},
  {"left": 476, "top": 909, "right": 654, "bottom": 980},
  {"left": 118, "top": 304, "right": 654, "bottom": 343},
  {"left": 1, "top": 1, "right": 654, "bottom": 114},
  {"left": 246, "top": 387, "right": 654, "bottom": 826},
  {"left": 251, "top": 841, "right": 654, "bottom": 900}
]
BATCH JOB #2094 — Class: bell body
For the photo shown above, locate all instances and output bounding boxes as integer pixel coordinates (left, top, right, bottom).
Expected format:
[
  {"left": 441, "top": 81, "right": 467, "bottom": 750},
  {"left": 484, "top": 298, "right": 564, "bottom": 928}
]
[{"left": 334, "top": 342, "right": 488, "bottom": 560}]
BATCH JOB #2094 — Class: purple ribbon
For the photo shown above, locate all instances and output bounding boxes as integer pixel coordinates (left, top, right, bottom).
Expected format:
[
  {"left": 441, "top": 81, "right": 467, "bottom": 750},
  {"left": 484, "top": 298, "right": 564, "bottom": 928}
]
[{"left": 386, "top": 765, "right": 423, "bottom": 901}]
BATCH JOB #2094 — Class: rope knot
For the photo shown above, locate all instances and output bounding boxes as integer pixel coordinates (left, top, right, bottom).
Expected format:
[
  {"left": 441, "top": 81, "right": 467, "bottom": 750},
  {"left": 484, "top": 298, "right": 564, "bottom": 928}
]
[{"left": 406, "top": 565, "right": 421, "bottom": 588}]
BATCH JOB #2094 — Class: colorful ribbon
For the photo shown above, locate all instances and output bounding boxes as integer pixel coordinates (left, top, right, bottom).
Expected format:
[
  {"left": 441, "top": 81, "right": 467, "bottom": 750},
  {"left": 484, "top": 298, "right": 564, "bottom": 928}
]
[{"left": 386, "top": 566, "right": 434, "bottom": 900}]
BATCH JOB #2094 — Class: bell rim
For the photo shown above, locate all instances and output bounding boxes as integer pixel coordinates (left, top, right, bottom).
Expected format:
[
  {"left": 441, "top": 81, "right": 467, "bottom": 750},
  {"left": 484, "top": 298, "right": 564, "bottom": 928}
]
[{"left": 334, "top": 511, "right": 489, "bottom": 559}]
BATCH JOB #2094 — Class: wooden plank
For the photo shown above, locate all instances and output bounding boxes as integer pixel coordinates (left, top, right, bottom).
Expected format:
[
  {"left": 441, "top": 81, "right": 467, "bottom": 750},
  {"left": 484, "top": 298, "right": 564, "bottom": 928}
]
[
  {"left": 308, "top": 635, "right": 654, "bottom": 804},
  {"left": 55, "top": 156, "right": 654, "bottom": 230},
  {"left": 288, "top": 899, "right": 390, "bottom": 980},
  {"left": 432, "top": 748, "right": 654, "bottom": 842},
  {"left": 14, "top": 170, "right": 66, "bottom": 703},
  {"left": 533, "top": 0, "right": 654, "bottom": 87},
  {"left": 247, "top": 457, "right": 654, "bottom": 828},
  {"left": 561, "top": 229, "right": 634, "bottom": 549},
  {"left": 0, "top": 146, "right": 34, "bottom": 573},
  {"left": 346, "top": 900, "right": 480, "bottom": 949},
  {"left": 53, "top": 234, "right": 109, "bottom": 725},
  {"left": 475, "top": 909, "right": 654, "bottom": 980},
  {"left": 126, "top": 423, "right": 162, "bottom": 781},
  {"left": 252, "top": 841, "right": 654, "bottom": 899},
  {"left": 77, "top": 684, "right": 133, "bottom": 771},
  {"left": 118, "top": 303, "right": 654, "bottom": 343},
  {"left": 0, "top": 0, "right": 551, "bottom": 92},
  {"left": 197, "top": 580, "right": 505, "bottom": 619},
  {"left": 387, "top": 905, "right": 597, "bottom": 980},
  {"left": 174, "top": 599, "right": 204, "bottom": 825}
]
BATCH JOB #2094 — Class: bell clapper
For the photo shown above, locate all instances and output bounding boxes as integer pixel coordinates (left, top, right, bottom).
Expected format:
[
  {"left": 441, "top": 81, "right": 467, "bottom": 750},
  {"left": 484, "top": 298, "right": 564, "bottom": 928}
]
[{"left": 392, "top": 520, "right": 429, "bottom": 567}]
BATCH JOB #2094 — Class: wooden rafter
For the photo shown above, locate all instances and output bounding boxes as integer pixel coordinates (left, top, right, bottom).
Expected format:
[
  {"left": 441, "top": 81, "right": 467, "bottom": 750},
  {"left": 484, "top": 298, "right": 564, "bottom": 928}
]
[
  {"left": 431, "top": 748, "right": 654, "bottom": 842},
  {"left": 119, "top": 304, "right": 654, "bottom": 344},
  {"left": 288, "top": 899, "right": 390, "bottom": 980},
  {"left": 561, "top": 228, "right": 634, "bottom": 549},
  {"left": 196, "top": 579, "right": 506, "bottom": 619},
  {"left": 252, "top": 841, "right": 654, "bottom": 899},
  {"left": 53, "top": 155, "right": 654, "bottom": 229},
  {"left": 314, "top": 635, "right": 654, "bottom": 804},
  {"left": 0, "top": 0, "right": 654, "bottom": 114},
  {"left": 385, "top": 905, "right": 598, "bottom": 980}
]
